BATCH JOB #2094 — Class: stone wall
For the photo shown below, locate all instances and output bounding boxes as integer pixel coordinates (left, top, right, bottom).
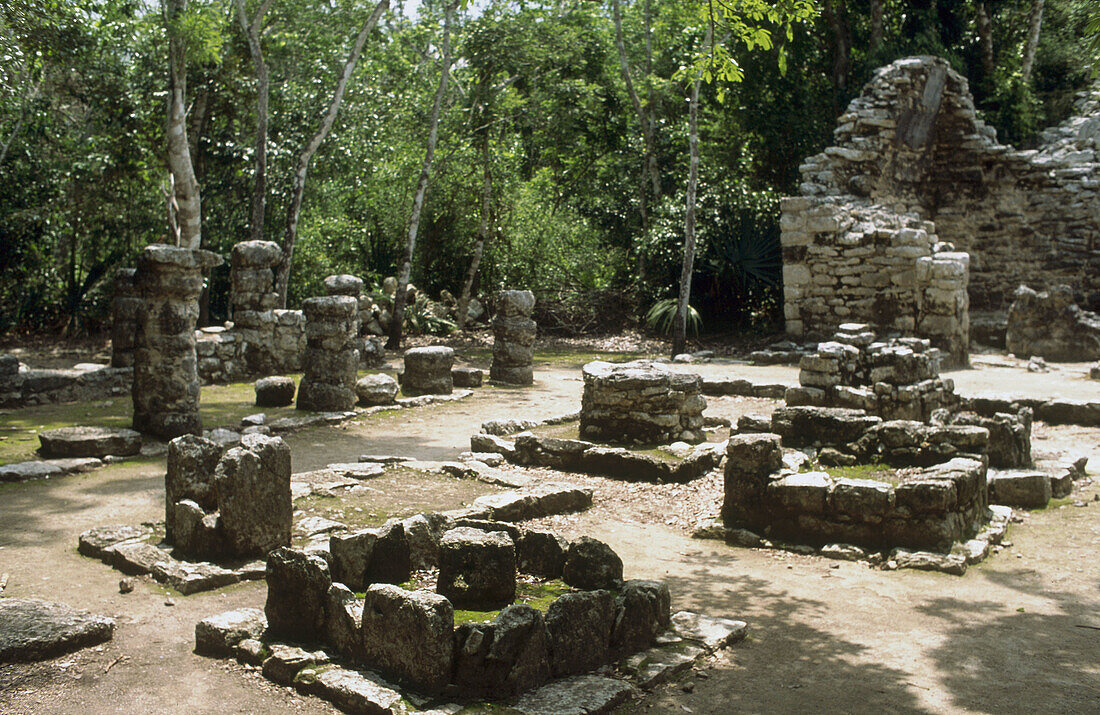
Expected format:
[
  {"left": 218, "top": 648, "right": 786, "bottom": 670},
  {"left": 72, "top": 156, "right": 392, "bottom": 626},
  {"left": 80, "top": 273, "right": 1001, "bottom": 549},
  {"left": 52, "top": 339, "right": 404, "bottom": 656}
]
[
  {"left": 110, "top": 268, "right": 140, "bottom": 368},
  {"left": 783, "top": 56, "right": 1100, "bottom": 347},
  {"left": 580, "top": 361, "right": 706, "bottom": 444}
]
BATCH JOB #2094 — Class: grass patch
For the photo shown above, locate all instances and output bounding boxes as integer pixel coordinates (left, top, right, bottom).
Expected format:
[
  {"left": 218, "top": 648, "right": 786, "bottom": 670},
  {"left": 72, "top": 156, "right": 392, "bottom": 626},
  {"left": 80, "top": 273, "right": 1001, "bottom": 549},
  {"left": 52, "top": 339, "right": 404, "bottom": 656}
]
[
  {"left": 532, "top": 348, "right": 652, "bottom": 369},
  {"left": 453, "top": 579, "right": 572, "bottom": 625},
  {"left": 820, "top": 462, "right": 900, "bottom": 484}
]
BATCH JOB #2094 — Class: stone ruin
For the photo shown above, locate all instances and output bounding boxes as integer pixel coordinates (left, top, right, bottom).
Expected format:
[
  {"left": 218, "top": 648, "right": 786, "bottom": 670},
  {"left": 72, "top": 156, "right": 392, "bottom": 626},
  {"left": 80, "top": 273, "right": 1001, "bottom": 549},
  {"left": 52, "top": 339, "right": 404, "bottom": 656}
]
[
  {"left": 491, "top": 290, "right": 537, "bottom": 385},
  {"left": 1006, "top": 284, "right": 1100, "bottom": 362},
  {"left": 402, "top": 346, "right": 454, "bottom": 396},
  {"left": 580, "top": 361, "right": 706, "bottom": 444},
  {"left": 297, "top": 295, "right": 359, "bottom": 412},
  {"left": 782, "top": 55, "right": 1100, "bottom": 358},
  {"left": 132, "top": 245, "right": 222, "bottom": 439},
  {"left": 165, "top": 433, "right": 291, "bottom": 561},
  {"left": 787, "top": 323, "right": 958, "bottom": 421},
  {"left": 322, "top": 273, "right": 385, "bottom": 369},
  {"left": 227, "top": 240, "right": 304, "bottom": 377},
  {"left": 110, "top": 268, "right": 140, "bottom": 368},
  {"left": 195, "top": 518, "right": 746, "bottom": 709}
]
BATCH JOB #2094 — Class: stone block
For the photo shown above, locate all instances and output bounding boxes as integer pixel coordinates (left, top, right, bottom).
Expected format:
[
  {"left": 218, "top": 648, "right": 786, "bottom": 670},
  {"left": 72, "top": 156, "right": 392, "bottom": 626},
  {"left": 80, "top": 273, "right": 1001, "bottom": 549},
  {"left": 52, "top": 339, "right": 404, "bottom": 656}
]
[
  {"left": 988, "top": 472, "right": 1052, "bottom": 509},
  {"left": 355, "top": 373, "right": 398, "bottom": 406},
  {"left": 360, "top": 584, "right": 454, "bottom": 693},
  {"left": 610, "top": 580, "right": 671, "bottom": 656},
  {"left": 544, "top": 590, "right": 616, "bottom": 677},
  {"left": 766, "top": 472, "right": 831, "bottom": 514},
  {"left": 264, "top": 547, "right": 331, "bottom": 643},
  {"left": 402, "top": 346, "right": 454, "bottom": 396},
  {"left": 255, "top": 377, "right": 295, "bottom": 407},
  {"left": 562, "top": 536, "right": 623, "bottom": 590},
  {"left": 437, "top": 527, "right": 517, "bottom": 609},
  {"left": 215, "top": 434, "right": 292, "bottom": 558}
]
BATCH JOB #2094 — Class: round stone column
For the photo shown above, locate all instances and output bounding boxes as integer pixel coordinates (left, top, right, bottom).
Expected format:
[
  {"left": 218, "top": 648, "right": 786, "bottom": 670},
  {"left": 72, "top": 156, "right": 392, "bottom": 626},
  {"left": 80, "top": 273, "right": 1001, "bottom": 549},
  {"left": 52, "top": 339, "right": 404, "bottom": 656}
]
[
  {"left": 132, "top": 245, "right": 223, "bottom": 439},
  {"left": 297, "top": 295, "right": 359, "bottom": 411},
  {"left": 490, "top": 290, "right": 536, "bottom": 385}
]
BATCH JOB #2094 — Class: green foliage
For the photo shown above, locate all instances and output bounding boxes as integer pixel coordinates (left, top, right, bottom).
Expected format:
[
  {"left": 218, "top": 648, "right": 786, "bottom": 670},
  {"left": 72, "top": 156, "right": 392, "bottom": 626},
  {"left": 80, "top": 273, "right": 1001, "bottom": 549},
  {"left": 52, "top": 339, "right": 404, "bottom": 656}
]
[
  {"left": 404, "top": 294, "right": 456, "bottom": 336},
  {"left": 645, "top": 298, "right": 700, "bottom": 336}
]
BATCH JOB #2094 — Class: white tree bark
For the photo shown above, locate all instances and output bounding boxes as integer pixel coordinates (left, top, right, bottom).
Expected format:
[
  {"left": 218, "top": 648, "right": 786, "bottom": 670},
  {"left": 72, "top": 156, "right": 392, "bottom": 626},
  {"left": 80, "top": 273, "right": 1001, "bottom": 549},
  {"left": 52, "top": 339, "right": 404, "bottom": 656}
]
[
  {"left": 165, "top": 0, "right": 202, "bottom": 249},
  {"left": 1021, "top": 0, "right": 1044, "bottom": 83},
  {"left": 275, "top": 0, "right": 389, "bottom": 306},
  {"left": 456, "top": 138, "right": 492, "bottom": 330},
  {"left": 387, "top": 0, "right": 458, "bottom": 349},
  {"left": 235, "top": 0, "right": 273, "bottom": 244}
]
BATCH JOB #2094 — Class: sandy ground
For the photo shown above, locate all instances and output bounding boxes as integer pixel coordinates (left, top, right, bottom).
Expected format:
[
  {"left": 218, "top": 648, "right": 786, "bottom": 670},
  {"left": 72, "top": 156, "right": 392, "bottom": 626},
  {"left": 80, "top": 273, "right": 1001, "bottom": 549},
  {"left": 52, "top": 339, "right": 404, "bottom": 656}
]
[{"left": 1, "top": 357, "right": 1098, "bottom": 714}]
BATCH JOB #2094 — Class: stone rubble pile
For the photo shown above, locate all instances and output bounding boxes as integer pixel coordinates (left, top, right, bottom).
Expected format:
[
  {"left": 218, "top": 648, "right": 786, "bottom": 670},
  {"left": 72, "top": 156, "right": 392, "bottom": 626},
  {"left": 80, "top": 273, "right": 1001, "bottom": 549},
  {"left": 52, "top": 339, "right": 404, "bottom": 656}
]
[
  {"left": 788, "top": 324, "right": 959, "bottom": 421},
  {"left": 491, "top": 290, "right": 537, "bottom": 385},
  {"left": 297, "top": 296, "right": 359, "bottom": 412},
  {"left": 580, "top": 360, "right": 706, "bottom": 444},
  {"left": 132, "top": 245, "right": 223, "bottom": 439},
  {"left": 1006, "top": 284, "right": 1100, "bottom": 362},
  {"left": 165, "top": 433, "right": 292, "bottom": 561}
]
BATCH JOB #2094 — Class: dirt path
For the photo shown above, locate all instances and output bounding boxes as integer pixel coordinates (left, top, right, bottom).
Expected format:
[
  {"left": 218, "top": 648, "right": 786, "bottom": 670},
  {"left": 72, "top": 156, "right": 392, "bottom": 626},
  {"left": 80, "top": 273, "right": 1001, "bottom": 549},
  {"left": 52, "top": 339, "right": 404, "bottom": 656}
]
[{"left": 1, "top": 359, "right": 1098, "bottom": 714}]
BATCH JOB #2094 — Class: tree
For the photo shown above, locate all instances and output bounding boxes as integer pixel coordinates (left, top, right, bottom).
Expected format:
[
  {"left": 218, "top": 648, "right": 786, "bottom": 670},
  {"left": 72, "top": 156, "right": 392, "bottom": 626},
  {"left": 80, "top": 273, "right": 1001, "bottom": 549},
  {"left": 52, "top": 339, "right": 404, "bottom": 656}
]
[
  {"left": 233, "top": 0, "right": 272, "bottom": 244},
  {"left": 1021, "top": 0, "right": 1045, "bottom": 82},
  {"left": 165, "top": 0, "right": 203, "bottom": 249},
  {"left": 274, "top": 0, "right": 390, "bottom": 307},
  {"left": 387, "top": 0, "right": 459, "bottom": 349}
]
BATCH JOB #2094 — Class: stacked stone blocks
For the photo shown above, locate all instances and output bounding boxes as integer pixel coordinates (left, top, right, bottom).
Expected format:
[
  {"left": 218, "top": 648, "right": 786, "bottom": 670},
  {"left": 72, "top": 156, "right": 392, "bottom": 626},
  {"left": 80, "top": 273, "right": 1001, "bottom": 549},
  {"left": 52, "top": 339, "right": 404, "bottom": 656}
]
[
  {"left": 580, "top": 360, "right": 706, "bottom": 444},
  {"left": 491, "top": 290, "right": 537, "bottom": 385},
  {"left": 297, "top": 296, "right": 359, "bottom": 412}
]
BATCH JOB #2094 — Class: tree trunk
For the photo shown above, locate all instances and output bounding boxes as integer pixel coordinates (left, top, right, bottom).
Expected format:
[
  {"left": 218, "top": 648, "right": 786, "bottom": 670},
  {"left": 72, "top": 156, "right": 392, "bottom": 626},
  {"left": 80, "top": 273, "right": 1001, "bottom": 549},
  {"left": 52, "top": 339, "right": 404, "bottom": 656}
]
[
  {"left": 671, "top": 25, "right": 708, "bottom": 358},
  {"left": 274, "top": 0, "right": 389, "bottom": 307},
  {"left": 1021, "top": 0, "right": 1044, "bottom": 83},
  {"left": 165, "top": 0, "right": 202, "bottom": 250},
  {"left": 822, "top": 0, "right": 851, "bottom": 91},
  {"left": 235, "top": 0, "right": 273, "bottom": 244},
  {"left": 976, "top": 2, "right": 995, "bottom": 82},
  {"left": 612, "top": 0, "right": 660, "bottom": 200},
  {"left": 387, "top": 0, "right": 458, "bottom": 350},
  {"left": 456, "top": 138, "right": 491, "bottom": 331},
  {"left": 870, "top": 0, "right": 883, "bottom": 53}
]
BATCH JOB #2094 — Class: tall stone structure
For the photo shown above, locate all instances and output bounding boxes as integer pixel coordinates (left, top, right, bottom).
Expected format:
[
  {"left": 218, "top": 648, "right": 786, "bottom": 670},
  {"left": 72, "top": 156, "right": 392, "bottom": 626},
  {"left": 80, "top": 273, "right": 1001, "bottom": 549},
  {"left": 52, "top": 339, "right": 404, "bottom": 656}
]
[
  {"left": 491, "top": 290, "right": 536, "bottom": 385},
  {"left": 782, "top": 56, "right": 1100, "bottom": 358},
  {"left": 297, "top": 295, "right": 359, "bottom": 411},
  {"left": 132, "top": 245, "right": 222, "bottom": 439},
  {"left": 110, "top": 268, "right": 141, "bottom": 368},
  {"left": 230, "top": 240, "right": 282, "bottom": 375}
]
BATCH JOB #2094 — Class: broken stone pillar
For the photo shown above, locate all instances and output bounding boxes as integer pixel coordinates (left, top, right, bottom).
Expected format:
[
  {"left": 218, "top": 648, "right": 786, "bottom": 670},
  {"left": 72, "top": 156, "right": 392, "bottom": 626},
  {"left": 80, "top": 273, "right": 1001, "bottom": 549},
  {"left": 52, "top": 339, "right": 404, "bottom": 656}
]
[
  {"left": 110, "top": 268, "right": 141, "bottom": 368},
  {"left": 1006, "top": 284, "right": 1100, "bottom": 362},
  {"left": 491, "top": 290, "right": 536, "bottom": 385},
  {"left": 580, "top": 360, "right": 707, "bottom": 444},
  {"left": 230, "top": 240, "right": 282, "bottom": 375},
  {"left": 132, "top": 245, "right": 223, "bottom": 439},
  {"left": 402, "top": 346, "right": 454, "bottom": 396},
  {"left": 916, "top": 250, "right": 970, "bottom": 367},
  {"left": 297, "top": 296, "right": 359, "bottom": 411}
]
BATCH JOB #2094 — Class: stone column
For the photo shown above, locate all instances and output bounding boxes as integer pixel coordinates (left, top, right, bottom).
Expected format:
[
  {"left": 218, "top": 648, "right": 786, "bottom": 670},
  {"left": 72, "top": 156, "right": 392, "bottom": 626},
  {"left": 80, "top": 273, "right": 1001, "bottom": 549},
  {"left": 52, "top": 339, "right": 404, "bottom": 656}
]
[
  {"left": 490, "top": 290, "right": 536, "bottom": 385},
  {"left": 297, "top": 295, "right": 359, "bottom": 411},
  {"left": 324, "top": 273, "right": 384, "bottom": 368},
  {"left": 916, "top": 250, "right": 970, "bottom": 367},
  {"left": 110, "top": 268, "right": 141, "bottom": 368},
  {"left": 230, "top": 240, "right": 282, "bottom": 376},
  {"left": 132, "top": 246, "right": 223, "bottom": 439}
]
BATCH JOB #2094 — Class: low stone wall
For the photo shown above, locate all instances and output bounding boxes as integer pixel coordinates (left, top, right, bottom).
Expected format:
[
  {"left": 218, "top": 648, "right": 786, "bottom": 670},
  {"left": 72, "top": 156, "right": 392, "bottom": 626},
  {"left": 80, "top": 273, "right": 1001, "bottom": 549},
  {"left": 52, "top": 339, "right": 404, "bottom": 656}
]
[
  {"left": 580, "top": 361, "right": 706, "bottom": 444},
  {"left": 0, "top": 358, "right": 131, "bottom": 409},
  {"left": 723, "top": 433, "right": 988, "bottom": 551}
]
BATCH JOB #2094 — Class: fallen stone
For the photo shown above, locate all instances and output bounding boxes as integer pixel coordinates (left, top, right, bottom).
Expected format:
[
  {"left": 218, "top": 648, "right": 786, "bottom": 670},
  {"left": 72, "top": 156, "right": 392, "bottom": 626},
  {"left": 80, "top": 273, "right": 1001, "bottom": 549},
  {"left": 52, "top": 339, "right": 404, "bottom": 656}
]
[
  {"left": 38, "top": 426, "right": 141, "bottom": 459},
  {"left": 562, "top": 536, "right": 623, "bottom": 590},
  {"left": 262, "top": 643, "right": 317, "bottom": 685},
  {"left": 0, "top": 461, "right": 63, "bottom": 482},
  {"left": 295, "top": 666, "right": 406, "bottom": 715},
  {"left": 988, "top": 471, "right": 1052, "bottom": 509},
  {"left": 356, "top": 374, "right": 398, "bottom": 406},
  {"left": 255, "top": 376, "right": 296, "bottom": 407},
  {"left": 152, "top": 559, "right": 240, "bottom": 595},
  {"left": 890, "top": 548, "right": 967, "bottom": 575},
  {"left": 819, "top": 543, "right": 868, "bottom": 562},
  {"left": 0, "top": 598, "right": 114, "bottom": 663},
  {"left": 77, "top": 524, "right": 153, "bottom": 560},
  {"left": 621, "top": 641, "right": 706, "bottom": 689},
  {"left": 670, "top": 611, "right": 747, "bottom": 651},
  {"left": 451, "top": 367, "right": 483, "bottom": 388},
  {"left": 474, "top": 485, "right": 592, "bottom": 521},
  {"left": 481, "top": 418, "right": 540, "bottom": 436},
  {"left": 194, "top": 608, "right": 267, "bottom": 657},
  {"left": 514, "top": 674, "right": 638, "bottom": 715},
  {"left": 106, "top": 541, "right": 172, "bottom": 576}
]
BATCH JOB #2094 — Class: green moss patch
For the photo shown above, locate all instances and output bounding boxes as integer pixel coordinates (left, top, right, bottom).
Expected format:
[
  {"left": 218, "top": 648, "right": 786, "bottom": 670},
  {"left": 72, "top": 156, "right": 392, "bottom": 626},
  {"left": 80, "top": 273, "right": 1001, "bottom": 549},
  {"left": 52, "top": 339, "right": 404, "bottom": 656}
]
[{"left": 453, "top": 579, "right": 572, "bottom": 625}]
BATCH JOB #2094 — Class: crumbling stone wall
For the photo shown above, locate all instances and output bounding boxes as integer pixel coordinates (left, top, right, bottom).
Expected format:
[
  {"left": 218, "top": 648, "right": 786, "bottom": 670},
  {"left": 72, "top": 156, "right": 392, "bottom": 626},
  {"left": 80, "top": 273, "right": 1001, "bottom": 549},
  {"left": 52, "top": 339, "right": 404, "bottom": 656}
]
[
  {"left": 580, "top": 361, "right": 706, "bottom": 444},
  {"left": 784, "top": 56, "right": 1100, "bottom": 348},
  {"left": 132, "top": 246, "right": 222, "bottom": 439},
  {"left": 110, "top": 268, "right": 141, "bottom": 368}
]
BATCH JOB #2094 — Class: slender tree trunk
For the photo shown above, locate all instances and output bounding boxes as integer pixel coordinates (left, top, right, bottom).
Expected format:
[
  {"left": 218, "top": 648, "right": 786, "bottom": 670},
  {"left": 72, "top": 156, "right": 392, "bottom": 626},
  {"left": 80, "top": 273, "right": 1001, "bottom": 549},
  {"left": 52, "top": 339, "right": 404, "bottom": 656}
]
[
  {"left": 822, "top": 0, "right": 851, "bottom": 91},
  {"left": 870, "top": 0, "right": 884, "bottom": 53},
  {"left": 0, "top": 67, "right": 45, "bottom": 168},
  {"left": 387, "top": 1, "right": 458, "bottom": 349},
  {"left": 671, "top": 24, "right": 709, "bottom": 358},
  {"left": 165, "top": 0, "right": 201, "bottom": 250},
  {"left": 457, "top": 138, "right": 492, "bottom": 331},
  {"left": 235, "top": 0, "right": 273, "bottom": 243},
  {"left": 976, "top": 2, "right": 995, "bottom": 82},
  {"left": 1021, "top": 0, "right": 1044, "bottom": 83},
  {"left": 274, "top": 0, "right": 389, "bottom": 307},
  {"left": 612, "top": 0, "right": 660, "bottom": 200}
]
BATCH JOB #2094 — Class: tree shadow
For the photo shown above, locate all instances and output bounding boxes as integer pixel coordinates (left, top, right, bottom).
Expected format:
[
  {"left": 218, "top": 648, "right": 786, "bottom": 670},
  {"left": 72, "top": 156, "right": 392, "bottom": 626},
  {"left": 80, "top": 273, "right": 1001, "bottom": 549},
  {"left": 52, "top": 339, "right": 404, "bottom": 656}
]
[{"left": 915, "top": 568, "right": 1100, "bottom": 713}]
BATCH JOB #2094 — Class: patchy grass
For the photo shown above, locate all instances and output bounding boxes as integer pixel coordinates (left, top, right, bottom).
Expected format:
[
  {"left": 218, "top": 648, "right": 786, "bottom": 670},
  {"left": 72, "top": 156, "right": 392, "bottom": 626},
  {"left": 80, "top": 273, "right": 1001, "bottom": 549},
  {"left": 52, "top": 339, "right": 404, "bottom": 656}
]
[
  {"left": 452, "top": 579, "right": 572, "bottom": 625},
  {"left": 820, "top": 461, "right": 900, "bottom": 484},
  {"left": 533, "top": 348, "right": 653, "bottom": 370}
]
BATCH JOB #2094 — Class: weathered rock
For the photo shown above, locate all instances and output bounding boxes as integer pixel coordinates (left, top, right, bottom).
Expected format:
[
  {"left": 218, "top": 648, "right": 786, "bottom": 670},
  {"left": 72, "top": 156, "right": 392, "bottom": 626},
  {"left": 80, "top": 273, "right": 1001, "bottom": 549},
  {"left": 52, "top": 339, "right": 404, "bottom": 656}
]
[
  {"left": 770, "top": 406, "right": 881, "bottom": 448},
  {"left": 514, "top": 674, "right": 638, "bottom": 715},
  {"left": 516, "top": 529, "right": 568, "bottom": 579},
  {"left": 356, "top": 373, "right": 398, "bottom": 406},
  {"left": 402, "top": 346, "right": 454, "bottom": 396},
  {"left": 621, "top": 641, "right": 705, "bottom": 689},
  {"left": 474, "top": 484, "right": 592, "bottom": 522},
  {"left": 264, "top": 547, "right": 331, "bottom": 643},
  {"left": 0, "top": 598, "right": 115, "bottom": 663},
  {"left": 580, "top": 361, "right": 706, "bottom": 444},
  {"left": 611, "top": 580, "right": 671, "bottom": 656},
  {"left": 255, "top": 376, "right": 296, "bottom": 407},
  {"left": 670, "top": 611, "right": 748, "bottom": 651},
  {"left": 215, "top": 434, "right": 292, "bottom": 558},
  {"left": 77, "top": 524, "right": 153, "bottom": 560},
  {"left": 38, "top": 426, "right": 141, "bottom": 459},
  {"left": 262, "top": 643, "right": 317, "bottom": 685},
  {"left": 194, "top": 608, "right": 267, "bottom": 657},
  {"left": 453, "top": 604, "right": 552, "bottom": 698},
  {"left": 544, "top": 590, "right": 616, "bottom": 677},
  {"left": 451, "top": 367, "right": 483, "bottom": 388},
  {"left": 325, "top": 583, "right": 363, "bottom": 660},
  {"left": 295, "top": 666, "right": 406, "bottom": 714},
  {"left": 298, "top": 295, "right": 359, "bottom": 412},
  {"left": 152, "top": 558, "right": 240, "bottom": 595},
  {"left": 1006, "top": 284, "right": 1100, "bottom": 362},
  {"left": 323, "top": 274, "right": 365, "bottom": 296},
  {"left": 562, "top": 537, "right": 623, "bottom": 590},
  {"left": 988, "top": 471, "right": 1052, "bottom": 509},
  {"left": 360, "top": 584, "right": 454, "bottom": 693},
  {"left": 890, "top": 548, "right": 967, "bottom": 576},
  {"left": 437, "top": 527, "right": 516, "bottom": 609}
]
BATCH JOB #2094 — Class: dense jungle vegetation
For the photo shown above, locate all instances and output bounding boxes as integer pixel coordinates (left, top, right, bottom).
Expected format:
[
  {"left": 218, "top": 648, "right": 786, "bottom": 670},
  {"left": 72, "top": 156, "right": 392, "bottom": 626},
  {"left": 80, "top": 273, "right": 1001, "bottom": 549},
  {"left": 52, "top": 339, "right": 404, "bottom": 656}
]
[{"left": 1, "top": 0, "right": 1097, "bottom": 339}]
